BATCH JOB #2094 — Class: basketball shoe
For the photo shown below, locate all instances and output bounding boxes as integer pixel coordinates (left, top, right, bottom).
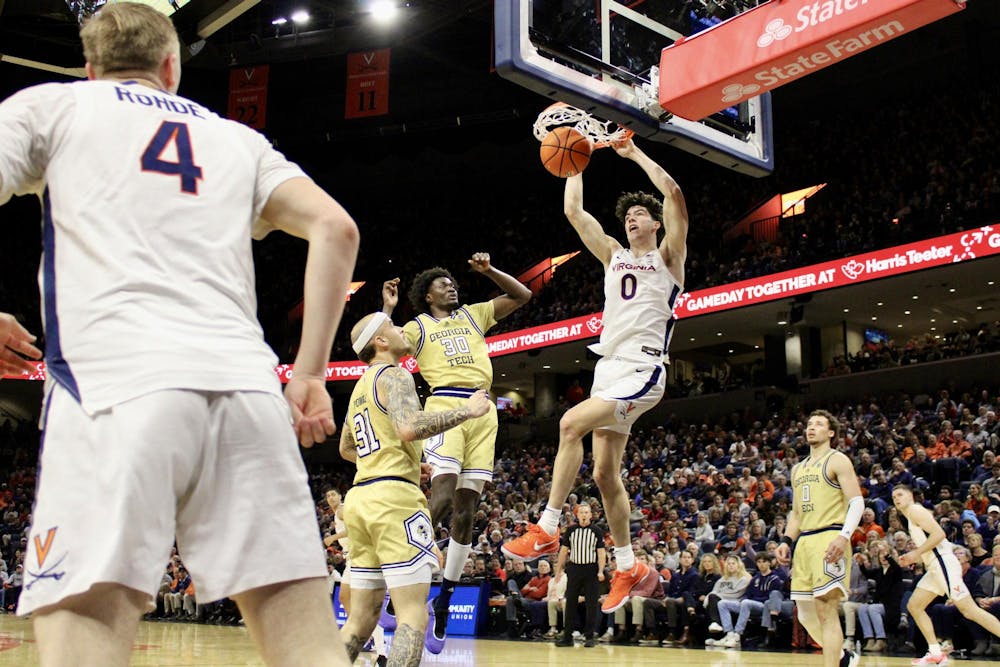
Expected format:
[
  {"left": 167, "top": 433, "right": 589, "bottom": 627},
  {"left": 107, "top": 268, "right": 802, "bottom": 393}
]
[
  {"left": 912, "top": 653, "right": 948, "bottom": 665},
  {"left": 502, "top": 524, "right": 560, "bottom": 561},
  {"left": 601, "top": 560, "right": 651, "bottom": 613},
  {"left": 425, "top": 599, "right": 446, "bottom": 654}
]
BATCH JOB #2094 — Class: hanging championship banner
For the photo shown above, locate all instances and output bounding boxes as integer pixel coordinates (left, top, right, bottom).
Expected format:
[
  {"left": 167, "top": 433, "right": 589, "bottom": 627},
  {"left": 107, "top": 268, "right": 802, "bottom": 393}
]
[
  {"left": 345, "top": 49, "right": 391, "bottom": 119},
  {"left": 227, "top": 65, "right": 269, "bottom": 129}
]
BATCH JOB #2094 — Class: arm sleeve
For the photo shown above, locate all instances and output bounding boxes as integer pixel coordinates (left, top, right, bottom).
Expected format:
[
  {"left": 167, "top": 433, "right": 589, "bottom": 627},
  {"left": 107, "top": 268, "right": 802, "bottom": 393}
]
[{"left": 839, "top": 495, "right": 866, "bottom": 539}]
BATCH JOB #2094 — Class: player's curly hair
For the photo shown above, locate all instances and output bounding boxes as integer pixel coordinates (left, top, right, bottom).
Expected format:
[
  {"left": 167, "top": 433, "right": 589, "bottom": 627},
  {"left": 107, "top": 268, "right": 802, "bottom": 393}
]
[
  {"left": 615, "top": 191, "right": 663, "bottom": 225},
  {"left": 408, "top": 267, "right": 459, "bottom": 314}
]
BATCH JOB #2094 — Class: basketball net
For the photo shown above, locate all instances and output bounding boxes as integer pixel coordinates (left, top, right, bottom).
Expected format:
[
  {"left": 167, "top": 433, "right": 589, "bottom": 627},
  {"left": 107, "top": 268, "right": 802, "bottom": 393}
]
[{"left": 532, "top": 102, "right": 634, "bottom": 149}]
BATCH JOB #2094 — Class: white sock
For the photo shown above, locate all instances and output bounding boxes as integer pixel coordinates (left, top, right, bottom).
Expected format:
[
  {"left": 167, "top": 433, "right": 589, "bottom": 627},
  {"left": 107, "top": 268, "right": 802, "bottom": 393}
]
[
  {"left": 443, "top": 539, "right": 472, "bottom": 582},
  {"left": 372, "top": 624, "right": 386, "bottom": 656},
  {"left": 614, "top": 546, "right": 634, "bottom": 572},
  {"left": 928, "top": 642, "right": 942, "bottom": 655},
  {"left": 538, "top": 505, "right": 561, "bottom": 535}
]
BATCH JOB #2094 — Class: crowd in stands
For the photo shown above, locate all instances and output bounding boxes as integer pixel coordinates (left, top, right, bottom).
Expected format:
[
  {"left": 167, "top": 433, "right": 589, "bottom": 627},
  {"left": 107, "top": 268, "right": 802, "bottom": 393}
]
[
  {"left": 821, "top": 324, "right": 1000, "bottom": 377},
  {"left": 2, "top": 365, "right": 1000, "bottom": 657}
]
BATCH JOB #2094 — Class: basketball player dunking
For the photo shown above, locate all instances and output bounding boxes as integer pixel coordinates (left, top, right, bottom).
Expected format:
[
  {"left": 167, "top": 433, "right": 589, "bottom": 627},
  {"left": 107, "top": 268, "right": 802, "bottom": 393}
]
[
  {"left": 503, "top": 138, "right": 686, "bottom": 615},
  {"left": 893, "top": 485, "right": 1000, "bottom": 666},
  {"left": 776, "top": 410, "right": 863, "bottom": 667},
  {"left": 381, "top": 254, "right": 530, "bottom": 652}
]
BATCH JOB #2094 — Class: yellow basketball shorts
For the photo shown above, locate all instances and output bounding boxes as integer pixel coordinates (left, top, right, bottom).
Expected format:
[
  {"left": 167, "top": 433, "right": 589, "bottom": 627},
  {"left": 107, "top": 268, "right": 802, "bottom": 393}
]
[
  {"left": 790, "top": 527, "right": 851, "bottom": 601},
  {"left": 422, "top": 391, "right": 498, "bottom": 482},
  {"left": 343, "top": 479, "right": 437, "bottom": 589}
]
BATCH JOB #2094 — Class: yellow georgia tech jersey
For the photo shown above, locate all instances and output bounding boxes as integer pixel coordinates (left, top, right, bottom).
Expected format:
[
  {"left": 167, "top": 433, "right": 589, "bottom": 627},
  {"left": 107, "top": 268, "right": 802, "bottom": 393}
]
[
  {"left": 346, "top": 362, "right": 422, "bottom": 486},
  {"left": 402, "top": 301, "right": 496, "bottom": 391},
  {"left": 791, "top": 450, "right": 847, "bottom": 533}
]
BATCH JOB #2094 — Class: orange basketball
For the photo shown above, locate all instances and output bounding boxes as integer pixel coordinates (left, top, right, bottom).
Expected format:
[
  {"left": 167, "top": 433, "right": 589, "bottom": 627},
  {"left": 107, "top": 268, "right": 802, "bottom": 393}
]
[{"left": 539, "top": 127, "right": 592, "bottom": 177}]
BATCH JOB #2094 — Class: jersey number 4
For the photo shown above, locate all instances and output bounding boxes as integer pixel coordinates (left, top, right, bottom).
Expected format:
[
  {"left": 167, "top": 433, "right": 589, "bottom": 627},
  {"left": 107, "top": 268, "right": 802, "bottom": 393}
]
[{"left": 141, "top": 121, "right": 204, "bottom": 195}]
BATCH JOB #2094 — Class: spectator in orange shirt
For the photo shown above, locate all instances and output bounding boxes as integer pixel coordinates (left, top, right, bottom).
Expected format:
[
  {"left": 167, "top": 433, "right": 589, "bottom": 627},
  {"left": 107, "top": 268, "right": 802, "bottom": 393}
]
[
  {"left": 747, "top": 476, "right": 774, "bottom": 504},
  {"left": 967, "top": 483, "right": 990, "bottom": 517},
  {"left": 850, "top": 508, "right": 885, "bottom": 548},
  {"left": 924, "top": 432, "right": 949, "bottom": 461}
]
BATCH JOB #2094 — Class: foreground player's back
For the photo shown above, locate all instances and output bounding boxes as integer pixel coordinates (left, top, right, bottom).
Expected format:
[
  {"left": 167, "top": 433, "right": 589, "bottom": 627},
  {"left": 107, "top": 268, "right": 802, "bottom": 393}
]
[{"left": 2, "top": 79, "right": 300, "bottom": 411}]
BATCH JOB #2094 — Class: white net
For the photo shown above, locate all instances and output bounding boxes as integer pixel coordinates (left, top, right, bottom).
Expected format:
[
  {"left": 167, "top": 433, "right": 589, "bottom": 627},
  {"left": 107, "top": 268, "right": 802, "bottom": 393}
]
[{"left": 532, "top": 103, "right": 634, "bottom": 148}]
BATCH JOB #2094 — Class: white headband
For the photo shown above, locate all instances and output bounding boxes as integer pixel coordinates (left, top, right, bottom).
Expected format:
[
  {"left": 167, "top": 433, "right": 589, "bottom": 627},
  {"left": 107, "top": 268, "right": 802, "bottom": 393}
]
[{"left": 352, "top": 312, "right": 391, "bottom": 355}]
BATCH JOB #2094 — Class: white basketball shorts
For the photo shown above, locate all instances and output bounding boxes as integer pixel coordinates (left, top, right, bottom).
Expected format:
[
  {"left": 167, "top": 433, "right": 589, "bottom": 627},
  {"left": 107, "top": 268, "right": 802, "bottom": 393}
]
[
  {"left": 917, "top": 548, "right": 970, "bottom": 601},
  {"left": 590, "top": 356, "right": 666, "bottom": 434},
  {"left": 18, "top": 384, "right": 326, "bottom": 615}
]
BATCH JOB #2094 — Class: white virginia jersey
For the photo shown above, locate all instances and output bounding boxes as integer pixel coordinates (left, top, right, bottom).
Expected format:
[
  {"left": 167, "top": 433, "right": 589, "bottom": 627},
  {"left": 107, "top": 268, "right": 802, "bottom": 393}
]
[
  {"left": 0, "top": 81, "right": 305, "bottom": 413},
  {"left": 588, "top": 248, "right": 682, "bottom": 363},
  {"left": 908, "top": 513, "right": 955, "bottom": 569}
]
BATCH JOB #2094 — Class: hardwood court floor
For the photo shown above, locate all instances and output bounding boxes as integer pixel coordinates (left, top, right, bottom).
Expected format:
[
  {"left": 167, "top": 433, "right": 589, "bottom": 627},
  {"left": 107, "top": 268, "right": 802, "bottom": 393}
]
[{"left": 0, "top": 616, "right": 993, "bottom": 666}]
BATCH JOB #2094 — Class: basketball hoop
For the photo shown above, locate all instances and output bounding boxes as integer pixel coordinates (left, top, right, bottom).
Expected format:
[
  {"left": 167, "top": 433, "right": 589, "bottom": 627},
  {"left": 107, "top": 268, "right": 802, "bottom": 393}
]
[{"left": 532, "top": 102, "right": 634, "bottom": 149}]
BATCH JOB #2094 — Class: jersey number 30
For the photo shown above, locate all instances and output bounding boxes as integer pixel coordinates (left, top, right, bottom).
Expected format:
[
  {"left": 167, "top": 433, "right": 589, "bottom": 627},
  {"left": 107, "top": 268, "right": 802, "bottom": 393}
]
[{"left": 141, "top": 121, "right": 204, "bottom": 195}]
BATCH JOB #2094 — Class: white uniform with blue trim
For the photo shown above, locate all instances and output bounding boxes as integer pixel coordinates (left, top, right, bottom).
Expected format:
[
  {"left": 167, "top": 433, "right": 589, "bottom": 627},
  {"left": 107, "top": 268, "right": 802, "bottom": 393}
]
[
  {"left": 589, "top": 248, "right": 681, "bottom": 434},
  {"left": 0, "top": 80, "right": 292, "bottom": 414},
  {"left": 0, "top": 80, "right": 326, "bottom": 616},
  {"left": 908, "top": 514, "right": 969, "bottom": 600}
]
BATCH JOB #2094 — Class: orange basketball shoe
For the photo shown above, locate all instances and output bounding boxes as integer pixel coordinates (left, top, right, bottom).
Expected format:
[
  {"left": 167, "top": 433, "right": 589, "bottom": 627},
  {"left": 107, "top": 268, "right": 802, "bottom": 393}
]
[
  {"left": 601, "top": 560, "right": 651, "bottom": 613},
  {"left": 501, "top": 523, "right": 560, "bottom": 561}
]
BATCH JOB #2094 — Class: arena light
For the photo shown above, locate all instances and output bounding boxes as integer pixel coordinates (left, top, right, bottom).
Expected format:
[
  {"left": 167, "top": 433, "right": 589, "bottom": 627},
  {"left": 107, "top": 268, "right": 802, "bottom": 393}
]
[{"left": 370, "top": 0, "right": 398, "bottom": 23}]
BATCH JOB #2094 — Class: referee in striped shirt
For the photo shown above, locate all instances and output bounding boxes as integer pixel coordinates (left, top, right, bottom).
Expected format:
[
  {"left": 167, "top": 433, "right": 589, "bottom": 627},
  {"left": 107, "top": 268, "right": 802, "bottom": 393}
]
[{"left": 554, "top": 503, "right": 606, "bottom": 647}]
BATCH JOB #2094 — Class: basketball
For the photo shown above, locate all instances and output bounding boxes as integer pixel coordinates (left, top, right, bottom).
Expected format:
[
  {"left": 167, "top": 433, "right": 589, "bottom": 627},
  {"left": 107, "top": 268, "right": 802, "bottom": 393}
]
[{"left": 539, "top": 127, "right": 591, "bottom": 178}]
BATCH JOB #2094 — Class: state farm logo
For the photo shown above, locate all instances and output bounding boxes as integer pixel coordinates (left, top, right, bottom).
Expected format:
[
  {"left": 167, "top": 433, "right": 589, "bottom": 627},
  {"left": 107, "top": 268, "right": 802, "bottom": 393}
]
[
  {"left": 586, "top": 316, "right": 603, "bottom": 334},
  {"left": 841, "top": 259, "right": 864, "bottom": 280},
  {"left": 757, "top": 18, "right": 793, "bottom": 47},
  {"left": 722, "top": 83, "right": 761, "bottom": 103},
  {"left": 402, "top": 357, "right": 418, "bottom": 372}
]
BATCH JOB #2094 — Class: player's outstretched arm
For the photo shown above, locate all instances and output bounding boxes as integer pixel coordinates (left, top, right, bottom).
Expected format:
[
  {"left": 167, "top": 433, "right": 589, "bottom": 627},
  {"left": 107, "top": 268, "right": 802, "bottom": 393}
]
[
  {"left": 614, "top": 139, "right": 689, "bottom": 281},
  {"left": 0, "top": 313, "right": 42, "bottom": 378},
  {"left": 564, "top": 174, "right": 620, "bottom": 267},
  {"left": 467, "top": 252, "right": 531, "bottom": 320},
  {"left": 262, "top": 178, "right": 359, "bottom": 446},
  {"left": 381, "top": 278, "right": 400, "bottom": 316},
  {"left": 378, "top": 367, "right": 492, "bottom": 442}
]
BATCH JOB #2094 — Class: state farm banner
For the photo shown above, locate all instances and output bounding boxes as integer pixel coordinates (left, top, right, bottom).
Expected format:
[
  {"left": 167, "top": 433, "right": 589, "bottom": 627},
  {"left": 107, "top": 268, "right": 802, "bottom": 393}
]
[
  {"left": 6, "top": 226, "right": 998, "bottom": 382},
  {"left": 227, "top": 65, "right": 269, "bottom": 129},
  {"left": 659, "top": 0, "right": 964, "bottom": 121},
  {"left": 674, "top": 225, "right": 1000, "bottom": 317}
]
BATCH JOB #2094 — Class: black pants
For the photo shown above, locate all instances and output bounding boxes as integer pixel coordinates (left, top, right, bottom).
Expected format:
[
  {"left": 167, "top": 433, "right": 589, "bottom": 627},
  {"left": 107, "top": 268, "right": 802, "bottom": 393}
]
[{"left": 564, "top": 564, "right": 600, "bottom": 639}]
